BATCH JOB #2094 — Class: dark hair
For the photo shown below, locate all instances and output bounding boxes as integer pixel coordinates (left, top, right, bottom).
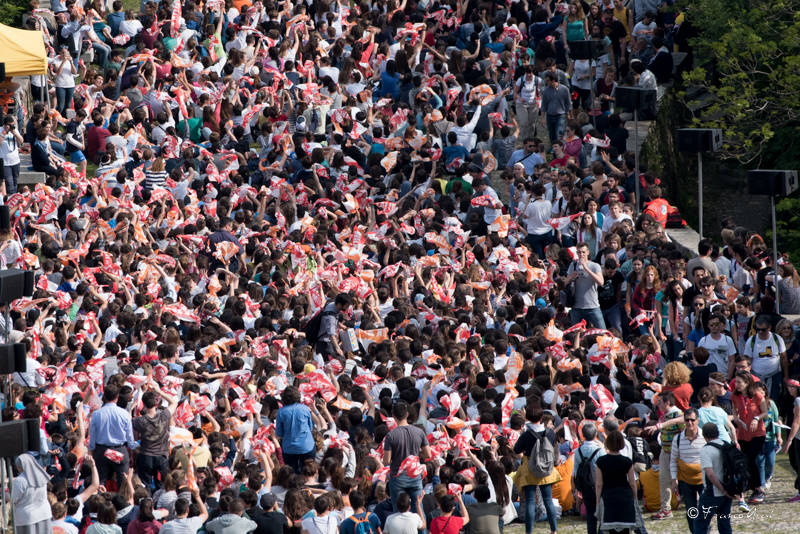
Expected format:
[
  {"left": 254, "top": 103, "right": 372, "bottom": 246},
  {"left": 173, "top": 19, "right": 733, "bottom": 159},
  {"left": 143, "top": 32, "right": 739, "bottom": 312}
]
[
  {"left": 174, "top": 498, "right": 190, "bottom": 516},
  {"left": 604, "top": 430, "right": 625, "bottom": 453},
  {"left": 474, "top": 484, "right": 491, "bottom": 503},
  {"left": 97, "top": 501, "right": 117, "bottom": 525},
  {"left": 314, "top": 495, "right": 330, "bottom": 514},
  {"left": 137, "top": 498, "right": 155, "bottom": 521},
  {"left": 392, "top": 400, "right": 410, "bottom": 420},
  {"left": 282, "top": 386, "right": 301, "bottom": 405},
  {"left": 396, "top": 492, "right": 411, "bottom": 512},
  {"left": 439, "top": 494, "right": 456, "bottom": 514},
  {"left": 349, "top": 490, "right": 366, "bottom": 510},
  {"left": 702, "top": 422, "right": 719, "bottom": 439}
]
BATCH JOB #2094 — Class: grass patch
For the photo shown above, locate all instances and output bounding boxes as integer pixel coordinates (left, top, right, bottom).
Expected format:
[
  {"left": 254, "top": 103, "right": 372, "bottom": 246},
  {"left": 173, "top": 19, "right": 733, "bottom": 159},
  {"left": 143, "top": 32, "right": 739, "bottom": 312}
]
[{"left": 504, "top": 454, "right": 799, "bottom": 534}]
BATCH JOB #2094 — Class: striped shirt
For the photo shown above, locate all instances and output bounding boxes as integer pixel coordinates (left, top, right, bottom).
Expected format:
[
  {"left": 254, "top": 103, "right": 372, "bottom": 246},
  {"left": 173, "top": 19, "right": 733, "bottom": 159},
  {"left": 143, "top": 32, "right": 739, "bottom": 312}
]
[
  {"left": 669, "top": 429, "right": 704, "bottom": 480},
  {"left": 144, "top": 169, "right": 167, "bottom": 190}
]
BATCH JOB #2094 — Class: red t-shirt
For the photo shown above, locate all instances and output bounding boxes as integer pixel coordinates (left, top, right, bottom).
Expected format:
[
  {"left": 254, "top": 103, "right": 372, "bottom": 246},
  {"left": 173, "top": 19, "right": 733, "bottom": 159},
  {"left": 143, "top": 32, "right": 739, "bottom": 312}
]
[
  {"left": 663, "top": 382, "right": 693, "bottom": 411},
  {"left": 732, "top": 390, "right": 766, "bottom": 441},
  {"left": 430, "top": 515, "right": 464, "bottom": 534}
]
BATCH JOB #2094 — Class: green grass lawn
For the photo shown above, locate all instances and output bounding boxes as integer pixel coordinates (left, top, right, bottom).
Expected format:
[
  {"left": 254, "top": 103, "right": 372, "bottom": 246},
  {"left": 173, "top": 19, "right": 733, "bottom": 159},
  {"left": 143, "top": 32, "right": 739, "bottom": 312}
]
[{"left": 505, "top": 454, "right": 800, "bottom": 534}]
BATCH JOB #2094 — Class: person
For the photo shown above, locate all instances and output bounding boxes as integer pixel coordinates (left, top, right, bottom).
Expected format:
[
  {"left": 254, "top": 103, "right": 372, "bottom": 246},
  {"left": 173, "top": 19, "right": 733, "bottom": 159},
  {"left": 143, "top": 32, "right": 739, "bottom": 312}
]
[
  {"left": 539, "top": 72, "right": 572, "bottom": 144},
  {"left": 12, "top": 453, "right": 52, "bottom": 534},
  {"left": 647, "top": 390, "right": 683, "bottom": 520},
  {"left": 696, "top": 387, "right": 737, "bottom": 446},
  {"left": 515, "top": 67, "right": 543, "bottom": 139},
  {"left": 695, "top": 423, "right": 733, "bottom": 534},
  {"left": 133, "top": 384, "right": 178, "bottom": 491},
  {"left": 781, "top": 378, "right": 800, "bottom": 502},
  {"left": 86, "top": 501, "right": 122, "bottom": 534},
  {"left": 572, "top": 423, "right": 604, "bottom": 534},
  {"left": 696, "top": 315, "right": 737, "bottom": 381},
  {"left": 508, "top": 138, "right": 545, "bottom": 176},
  {"left": 753, "top": 382, "right": 781, "bottom": 494},
  {"left": 315, "top": 294, "right": 352, "bottom": 360},
  {"left": 276, "top": 386, "right": 315, "bottom": 473},
  {"left": 429, "top": 494, "right": 469, "bottom": 534},
  {"left": 669, "top": 408, "right": 705, "bottom": 534},
  {"left": 125, "top": 497, "right": 162, "bottom": 534},
  {"left": 384, "top": 492, "right": 425, "bottom": 534},
  {"left": 0, "top": 116, "right": 24, "bottom": 195},
  {"left": 258, "top": 492, "right": 290, "bottom": 534},
  {"left": 742, "top": 316, "right": 787, "bottom": 402},
  {"left": 513, "top": 406, "right": 560, "bottom": 534},
  {"left": 205, "top": 497, "right": 258, "bottom": 533},
  {"left": 565, "top": 242, "right": 606, "bottom": 329},
  {"left": 383, "top": 400, "right": 430, "bottom": 510},
  {"left": 339, "top": 491, "right": 381, "bottom": 534},
  {"left": 521, "top": 183, "right": 554, "bottom": 259},
  {"left": 686, "top": 239, "right": 720, "bottom": 284},
  {"left": 465, "top": 485, "right": 501, "bottom": 534},
  {"left": 160, "top": 492, "right": 209, "bottom": 534},
  {"left": 88, "top": 383, "right": 136, "bottom": 485},
  {"left": 595, "top": 430, "right": 639, "bottom": 532},
  {"left": 731, "top": 371, "right": 768, "bottom": 508}
]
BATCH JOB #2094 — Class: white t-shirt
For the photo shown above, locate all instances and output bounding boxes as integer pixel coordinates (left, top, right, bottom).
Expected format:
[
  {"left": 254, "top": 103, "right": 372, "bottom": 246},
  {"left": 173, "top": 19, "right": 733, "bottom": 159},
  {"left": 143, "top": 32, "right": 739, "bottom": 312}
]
[
  {"left": 697, "top": 334, "right": 737, "bottom": 375},
  {"left": 160, "top": 516, "right": 205, "bottom": 534},
  {"left": 523, "top": 198, "right": 553, "bottom": 235},
  {"left": 743, "top": 333, "right": 785, "bottom": 377},
  {"left": 49, "top": 57, "right": 77, "bottom": 88},
  {"left": 601, "top": 213, "right": 632, "bottom": 234},
  {"left": 385, "top": 511, "right": 424, "bottom": 534}
]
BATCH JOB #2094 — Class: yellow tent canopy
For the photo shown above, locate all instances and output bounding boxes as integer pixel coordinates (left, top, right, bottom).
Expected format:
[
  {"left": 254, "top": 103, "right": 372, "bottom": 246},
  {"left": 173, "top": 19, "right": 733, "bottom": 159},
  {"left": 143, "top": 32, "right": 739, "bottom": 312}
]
[{"left": 0, "top": 23, "right": 47, "bottom": 77}]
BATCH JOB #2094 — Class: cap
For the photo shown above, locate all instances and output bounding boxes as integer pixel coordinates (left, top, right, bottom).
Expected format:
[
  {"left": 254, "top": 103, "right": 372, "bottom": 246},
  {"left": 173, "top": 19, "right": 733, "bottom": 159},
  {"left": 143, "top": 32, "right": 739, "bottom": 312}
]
[
  {"left": 295, "top": 116, "right": 308, "bottom": 134},
  {"left": 260, "top": 492, "right": 277, "bottom": 510},
  {"left": 303, "top": 363, "right": 316, "bottom": 373}
]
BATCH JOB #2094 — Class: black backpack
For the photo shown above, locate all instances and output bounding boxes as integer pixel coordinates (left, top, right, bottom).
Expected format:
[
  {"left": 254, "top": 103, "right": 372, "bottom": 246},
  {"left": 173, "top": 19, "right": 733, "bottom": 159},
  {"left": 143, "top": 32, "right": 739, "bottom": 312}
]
[
  {"left": 574, "top": 447, "right": 601, "bottom": 494},
  {"left": 706, "top": 442, "right": 750, "bottom": 495},
  {"left": 630, "top": 435, "right": 652, "bottom": 470},
  {"left": 303, "top": 305, "right": 337, "bottom": 346}
]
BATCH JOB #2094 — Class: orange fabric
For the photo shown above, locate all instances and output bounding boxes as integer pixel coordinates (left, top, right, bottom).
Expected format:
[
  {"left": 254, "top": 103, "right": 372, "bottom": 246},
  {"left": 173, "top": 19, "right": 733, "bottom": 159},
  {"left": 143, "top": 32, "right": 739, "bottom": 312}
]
[
  {"left": 732, "top": 391, "right": 766, "bottom": 441},
  {"left": 643, "top": 198, "right": 670, "bottom": 227},
  {"left": 552, "top": 454, "right": 574, "bottom": 511},
  {"left": 663, "top": 382, "right": 693, "bottom": 411}
]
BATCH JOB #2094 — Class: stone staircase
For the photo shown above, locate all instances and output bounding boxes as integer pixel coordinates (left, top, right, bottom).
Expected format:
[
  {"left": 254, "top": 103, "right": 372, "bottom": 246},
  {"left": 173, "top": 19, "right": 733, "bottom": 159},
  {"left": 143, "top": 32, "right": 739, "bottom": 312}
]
[{"left": 18, "top": 152, "right": 46, "bottom": 186}]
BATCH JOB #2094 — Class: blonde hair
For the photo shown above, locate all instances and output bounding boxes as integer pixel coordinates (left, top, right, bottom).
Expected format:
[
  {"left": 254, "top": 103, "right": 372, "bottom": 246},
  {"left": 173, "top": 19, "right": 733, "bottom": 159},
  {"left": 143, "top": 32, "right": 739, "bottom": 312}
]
[{"left": 663, "top": 361, "right": 691, "bottom": 386}]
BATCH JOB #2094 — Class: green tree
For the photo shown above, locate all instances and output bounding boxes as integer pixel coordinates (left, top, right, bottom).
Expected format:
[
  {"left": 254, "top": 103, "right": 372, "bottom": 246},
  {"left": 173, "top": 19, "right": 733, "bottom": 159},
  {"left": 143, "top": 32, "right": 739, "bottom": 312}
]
[
  {"left": 0, "top": 0, "right": 28, "bottom": 26},
  {"left": 678, "top": 0, "right": 800, "bottom": 165}
]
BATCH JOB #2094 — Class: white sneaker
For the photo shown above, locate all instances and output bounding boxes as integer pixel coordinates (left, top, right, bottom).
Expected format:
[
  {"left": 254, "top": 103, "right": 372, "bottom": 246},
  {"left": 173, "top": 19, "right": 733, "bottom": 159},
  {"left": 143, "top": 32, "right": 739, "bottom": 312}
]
[{"left": 765, "top": 479, "right": 772, "bottom": 491}]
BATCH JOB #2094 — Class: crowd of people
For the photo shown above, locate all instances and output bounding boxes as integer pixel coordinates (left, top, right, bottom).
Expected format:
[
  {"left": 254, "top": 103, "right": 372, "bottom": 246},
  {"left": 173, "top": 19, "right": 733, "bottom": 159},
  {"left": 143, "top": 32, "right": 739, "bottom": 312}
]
[{"left": 2, "top": 0, "right": 800, "bottom": 534}]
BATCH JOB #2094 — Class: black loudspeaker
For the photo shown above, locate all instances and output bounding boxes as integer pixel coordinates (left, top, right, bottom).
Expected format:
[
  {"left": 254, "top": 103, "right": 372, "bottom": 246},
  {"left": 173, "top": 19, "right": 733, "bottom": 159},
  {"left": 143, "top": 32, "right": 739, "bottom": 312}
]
[
  {"left": 0, "top": 63, "right": 5, "bottom": 82},
  {"left": 614, "top": 87, "right": 657, "bottom": 110},
  {"left": 676, "top": 128, "right": 723, "bottom": 153},
  {"left": 0, "top": 206, "right": 8, "bottom": 231},
  {"left": 567, "top": 40, "right": 606, "bottom": 60},
  {"left": 0, "top": 269, "right": 34, "bottom": 303},
  {"left": 747, "top": 170, "right": 799, "bottom": 197},
  {"left": 0, "top": 343, "right": 26, "bottom": 374},
  {"left": 0, "top": 419, "right": 40, "bottom": 457}
]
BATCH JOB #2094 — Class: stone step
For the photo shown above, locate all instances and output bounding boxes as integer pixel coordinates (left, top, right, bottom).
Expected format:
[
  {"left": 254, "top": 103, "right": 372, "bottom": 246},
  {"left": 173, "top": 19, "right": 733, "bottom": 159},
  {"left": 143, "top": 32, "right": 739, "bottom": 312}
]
[{"left": 17, "top": 153, "right": 46, "bottom": 185}]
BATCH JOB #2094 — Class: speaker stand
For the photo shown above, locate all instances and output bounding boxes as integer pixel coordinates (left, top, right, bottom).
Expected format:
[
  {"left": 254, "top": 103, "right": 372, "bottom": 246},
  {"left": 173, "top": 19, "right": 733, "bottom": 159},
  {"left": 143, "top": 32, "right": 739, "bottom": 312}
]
[
  {"left": 772, "top": 195, "right": 780, "bottom": 311},
  {"left": 634, "top": 107, "right": 640, "bottom": 214},
  {"left": 698, "top": 152, "right": 703, "bottom": 240}
]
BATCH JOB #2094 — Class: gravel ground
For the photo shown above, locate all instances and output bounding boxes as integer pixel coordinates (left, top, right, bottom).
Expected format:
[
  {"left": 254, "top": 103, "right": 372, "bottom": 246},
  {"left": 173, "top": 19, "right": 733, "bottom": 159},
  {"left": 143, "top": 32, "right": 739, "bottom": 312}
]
[{"left": 504, "top": 454, "right": 800, "bottom": 534}]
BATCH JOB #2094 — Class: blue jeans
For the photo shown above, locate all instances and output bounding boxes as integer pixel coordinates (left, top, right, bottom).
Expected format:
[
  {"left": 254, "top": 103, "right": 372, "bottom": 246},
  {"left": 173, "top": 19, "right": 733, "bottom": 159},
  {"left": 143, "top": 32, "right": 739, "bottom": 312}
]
[
  {"left": 526, "top": 231, "right": 553, "bottom": 260},
  {"left": 389, "top": 473, "right": 423, "bottom": 513},
  {"left": 92, "top": 41, "right": 112, "bottom": 66},
  {"left": 693, "top": 490, "right": 732, "bottom": 534},
  {"left": 545, "top": 114, "right": 566, "bottom": 145},
  {"left": 3, "top": 163, "right": 19, "bottom": 194},
  {"left": 524, "top": 484, "right": 557, "bottom": 534},
  {"left": 757, "top": 439, "right": 777, "bottom": 486},
  {"left": 666, "top": 334, "right": 684, "bottom": 362},
  {"left": 602, "top": 304, "right": 622, "bottom": 334},
  {"left": 570, "top": 307, "right": 607, "bottom": 330},
  {"left": 678, "top": 481, "right": 703, "bottom": 534},
  {"left": 55, "top": 86, "right": 74, "bottom": 115}
]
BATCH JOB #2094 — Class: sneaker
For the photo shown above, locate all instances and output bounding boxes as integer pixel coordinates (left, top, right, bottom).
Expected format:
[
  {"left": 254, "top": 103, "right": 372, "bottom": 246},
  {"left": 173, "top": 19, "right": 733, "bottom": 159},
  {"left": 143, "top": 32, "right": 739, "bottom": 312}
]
[
  {"left": 788, "top": 493, "right": 800, "bottom": 503},
  {"left": 738, "top": 500, "right": 751, "bottom": 513},
  {"left": 748, "top": 492, "right": 765, "bottom": 504},
  {"left": 765, "top": 479, "right": 772, "bottom": 491},
  {"left": 650, "top": 510, "right": 672, "bottom": 520}
]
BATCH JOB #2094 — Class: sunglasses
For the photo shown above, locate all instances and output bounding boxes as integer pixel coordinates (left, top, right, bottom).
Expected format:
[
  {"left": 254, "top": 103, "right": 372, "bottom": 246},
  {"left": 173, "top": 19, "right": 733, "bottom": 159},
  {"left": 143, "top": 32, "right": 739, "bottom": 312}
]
[
  {"left": 685, "top": 418, "right": 698, "bottom": 423},
  {"left": 756, "top": 327, "right": 769, "bottom": 332},
  {"left": 694, "top": 303, "right": 705, "bottom": 307}
]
